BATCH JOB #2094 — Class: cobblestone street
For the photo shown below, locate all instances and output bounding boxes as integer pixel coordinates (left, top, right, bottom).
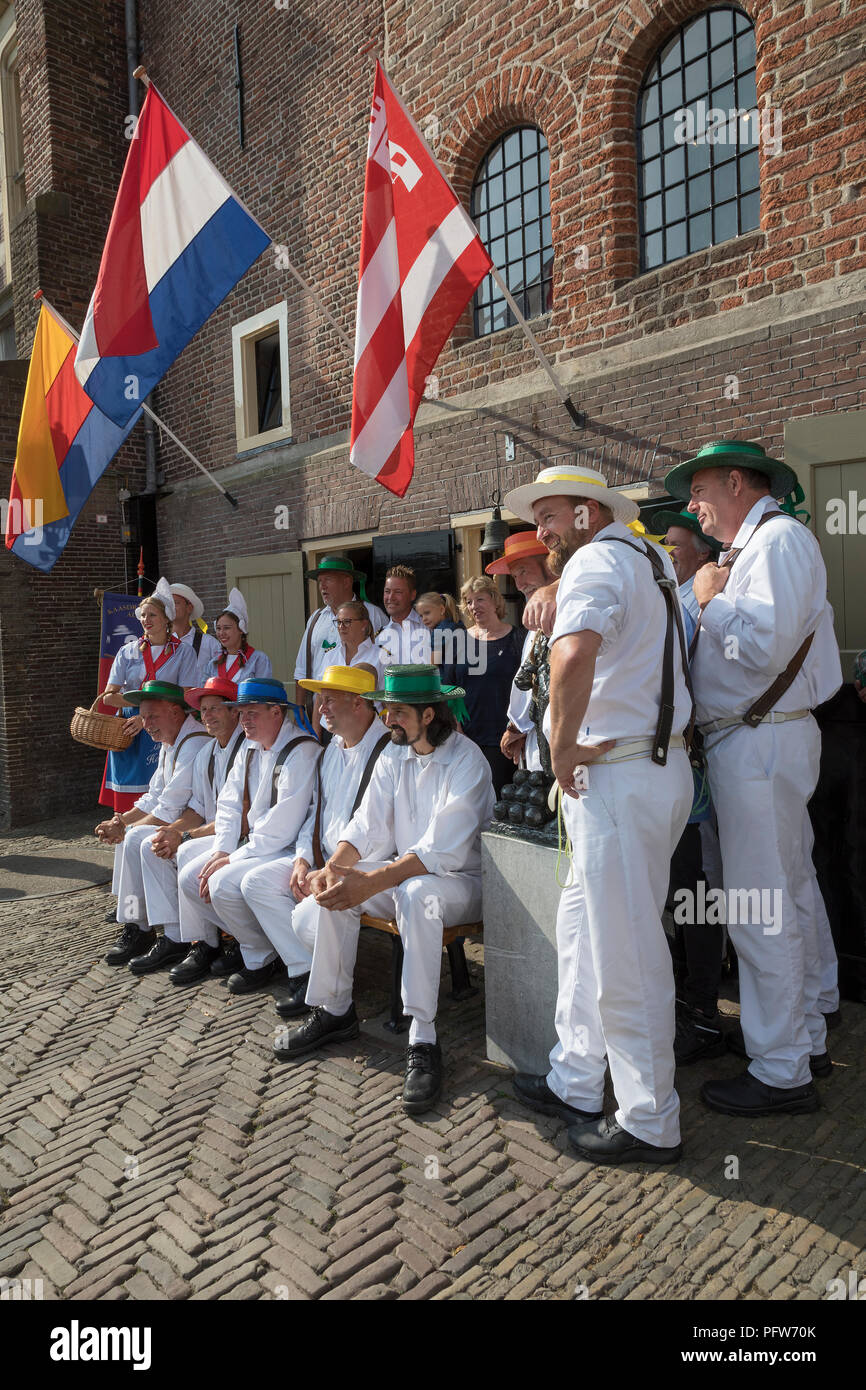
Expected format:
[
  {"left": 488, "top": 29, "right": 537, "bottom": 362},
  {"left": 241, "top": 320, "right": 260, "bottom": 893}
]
[{"left": 0, "top": 814, "right": 864, "bottom": 1303}]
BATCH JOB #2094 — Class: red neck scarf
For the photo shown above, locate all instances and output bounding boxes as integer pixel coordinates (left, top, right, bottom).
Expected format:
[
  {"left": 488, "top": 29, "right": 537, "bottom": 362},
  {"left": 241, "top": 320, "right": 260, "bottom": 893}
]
[
  {"left": 141, "top": 634, "right": 181, "bottom": 681},
  {"left": 218, "top": 646, "right": 255, "bottom": 681}
]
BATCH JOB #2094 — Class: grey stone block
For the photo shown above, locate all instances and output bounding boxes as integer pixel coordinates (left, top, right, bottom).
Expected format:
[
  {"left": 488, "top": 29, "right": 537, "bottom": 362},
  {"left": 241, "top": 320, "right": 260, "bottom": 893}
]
[{"left": 482, "top": 828, "right": 561, "bottom": 1076}]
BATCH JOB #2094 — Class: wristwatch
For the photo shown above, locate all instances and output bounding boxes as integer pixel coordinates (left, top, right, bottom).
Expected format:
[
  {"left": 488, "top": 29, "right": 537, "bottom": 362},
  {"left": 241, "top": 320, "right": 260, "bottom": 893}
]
[{"left": 180, "top": 831, "right": 192, "bottom": 844}]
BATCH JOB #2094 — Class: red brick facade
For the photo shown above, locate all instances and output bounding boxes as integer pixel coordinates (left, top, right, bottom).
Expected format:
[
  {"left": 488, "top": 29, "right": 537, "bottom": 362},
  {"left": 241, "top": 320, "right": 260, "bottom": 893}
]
[{"left": 1, "top": 0, "right": 865, "bottom": 822}]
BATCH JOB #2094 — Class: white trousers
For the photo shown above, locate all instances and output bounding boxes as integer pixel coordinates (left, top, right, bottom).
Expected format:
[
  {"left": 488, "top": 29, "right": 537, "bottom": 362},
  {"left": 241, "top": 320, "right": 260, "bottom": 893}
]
[
  {"left": 295, "top": 860, "right": 482, "bottom": 1045},
  {"left": 192, "top": 853, "right": 285, "bottom": 967},
  {"left": 547, "top": 750, "right": 693, "bottom": 1148},
  {"left": 239, "top": 858, "right": 315, "bottom": 976},
  {"left": 112, "top": 825, "right": 163, "bottom": 927},
  {"left": 176, "top": 837, "right": 227, "bottom": 947},
  {"left": 139, "top": 834, "right": 184, "bottom": 942},
  {"left": 706, "top": 716, "right": 826, "bottom": 1087},
  {"left": 797, "top": 809, "right": 839, "bottom": 1014}
]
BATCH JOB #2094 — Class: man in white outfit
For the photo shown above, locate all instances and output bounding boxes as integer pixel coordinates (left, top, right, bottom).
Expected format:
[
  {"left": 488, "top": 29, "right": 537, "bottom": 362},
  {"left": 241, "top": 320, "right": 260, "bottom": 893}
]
[
  {"left": 293, "top": 555, "right": 386, "bottom": 709},
  {"left": 486, "top": 533, "right": 553, "bottom": 773},
  {"left": 234, "top": 666, "right": 390, "bottom": 1018},
  {"left": 505, "top": 465, "right": 693, "bottom": 1163},
  {"left": 177, "top": 677, "right": 320, "bottom": 995},
  {"left": 170, "top": 583, "right": 222, "bottom": 683},
  {"left": 376, "top": 566, "right": 431, "bottom": 666},
  {"left": 274, "top": 664, "right": 495, "bottom": 1116},
  {"left": 665, "top": 439, "right": 843, "bottom": 1115},
  {"left": 95, "top": 682, "right": 210, "bottom": 966},
  {"left": 126, "top": 677, "right": 245, "bottom": 980}
]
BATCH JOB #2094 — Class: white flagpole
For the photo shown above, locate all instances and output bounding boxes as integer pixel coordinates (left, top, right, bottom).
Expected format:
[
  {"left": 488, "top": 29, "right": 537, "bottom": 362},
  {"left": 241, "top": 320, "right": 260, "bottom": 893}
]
[{"left": 36, "top": 293, "right": 239, "bottom": 508}]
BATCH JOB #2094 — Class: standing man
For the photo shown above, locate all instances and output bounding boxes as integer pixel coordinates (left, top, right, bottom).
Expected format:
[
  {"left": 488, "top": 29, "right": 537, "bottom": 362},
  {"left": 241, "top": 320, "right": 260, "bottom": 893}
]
[
  {"left": 653, "top": 507, "right": 721, "bottom": 642},
  {"left": 177, "top": 677, "right": 321, "bottom": 994},
  {"left": 294, "top": 555, "right": 386, "bottom": 710},
  {"left": 274, "top": 665, "right": 495, "bottom": 1116},
  {"left": 234, "top": 666, "right": 390, "bottom": 1017},
  {"left": 95, "top": 682, "right": 209, "bottom": 965},
  {"left": 505, "top": 465, "right": 693, "bottom": 1163},
  {"left": 170, "top": 583, "right": 221, "bottom": 683},
  {"left": 665, "top": 439, "right": 842, "bottom": 1115},
  {"left": 377, "top": 565, "right": 431, "bottom": 667},
  {"left": 485, "top": 532, "right": 554, "bottom": 771},
  {"left": 130, "top": 677, "right": 245, "bottom": 980}
]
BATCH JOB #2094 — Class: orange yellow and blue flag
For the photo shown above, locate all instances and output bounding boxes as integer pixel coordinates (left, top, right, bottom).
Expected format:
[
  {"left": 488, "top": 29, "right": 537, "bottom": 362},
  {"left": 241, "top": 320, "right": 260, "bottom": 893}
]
[{"left": 4, "top": 300, "right": 140, "bottom": 571}]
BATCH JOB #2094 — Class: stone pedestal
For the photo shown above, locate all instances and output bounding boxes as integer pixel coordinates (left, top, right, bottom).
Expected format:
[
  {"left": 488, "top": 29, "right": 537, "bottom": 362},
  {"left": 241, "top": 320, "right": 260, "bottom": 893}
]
[{"left": 481, "top": 825, "right": 563, "bottom": 1076}]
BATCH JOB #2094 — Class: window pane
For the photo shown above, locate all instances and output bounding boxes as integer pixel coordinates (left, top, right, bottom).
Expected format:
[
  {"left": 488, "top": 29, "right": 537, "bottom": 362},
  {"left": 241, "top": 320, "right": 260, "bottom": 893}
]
[
  {"left": 524, "top": 252, "right": 541, "bottom": 286},
  {"left": 711, "top": 45, "right": 734, "bottom": 88},
  {"left": 644, "top": 231, "right": 664, "bottom": 268},
  {"left": 640, "top": 156, "right": 662, "bottom": 195},
  {"left": 540, "top": 181, "right": 550, "bottom": 215},
  {"left": 643, "top": 194, "right": 663, "bottom": 232},
  {"left": 737, "top": 33, "right": 756, "bottom": 72},
  {"left": 664, "top": 146, "right": 685, "bottom": 184},
  {"left": 666, "top": 185, "right": 686, "bottom": 222},
  {"left": 540, "top": 148, "right": 549, "bottom": 182},
  {"left": 505, "top": 163, "right": 522, "bottom": 199},
  {"left": 487, "top": 174, "right": 503, "bottom": 207},
  {"left": 737, "top": 68, "right": 757, "bottom": 112},
  {"left": 507, "top": 229, "right": 523, "bottom": 261},
  {"left": 662, "top": 113, "right": 680, "bottom": 150},
  {"left": 490, "top": 236, "right": 505, "bottom": 265},
  {"left": 688, "top": 211, "right": 712, "bottom": 250},
  {"left": 487, "top": 145, "right": 503, "bottom": 176},
  {"left": 476, "top": 213, "right": 488, "bottom": 241},
  {"left": 710, "top": 9, "right": 734, "bottom": 45},
  {"left": 659, "top": 35, "right": 681, "bottom": 76},
  {"left": 488, "top": 205, "right": 505, "bottom": 239},
  {"left": 714, "top": 158, "right": 737, "bottom": 202},
  {"left": 640, "top": 84, "right": 659, "bottom": 125},
  {"left": 712, "top": 81, "right": 735, "bottom": 113},
  {"left": 739, "top": 189, "right": 760, "bottom": 230},
  {"left": 503, "top": 130, "right": 522, "bottom": 166},
  {"left": 642, "top": 123, "right": 661, "bottom": 158},
  {"left": 684, "top": 57, "right": 708, "bottom": 103},
  {"left": 506, "top": 194, "right": 522, "bottom": 227},
  {"left": 689, "top": 171, "right": 711, "bottom": 212},
  {"left": 666, "top": 222, "right": 687, "bottom": 260},
  {"left": 739, "top": 149, "right": 759, "bottom": 193},
  {"left": 688, "top": 140, "right": 710, "bottom": 175},
  {"left": 523, "top": 187, "right": 539, "bottom": 222},
  {"left": 255, "top": 333, "right": 281, "bottom": 433},
  {"left": 473, "top": 182, "right": 487, "bottom": 214},
  {"left": 736, "top": 8, "right": 753, "bottom": 33},
  {"left": 541, "top": 214, "right": 551, "bottom": 247},
  {"left": 524, "top": 219, "right": 540, "bottom": 254},
  {"left": 521, "top": 127, "right": 539, "bottom": 158},
  {"left": 523, "top": 157, "right": 539, "bottom": 189},
  {"left": 683, "top": 15, "right": 707, "bottom": 62},
  {"left": 661, "top": 71, "right": 682, "bottom": 113},
  {"left": 714, "top": 200, "right": 738, "bottom": 242}
]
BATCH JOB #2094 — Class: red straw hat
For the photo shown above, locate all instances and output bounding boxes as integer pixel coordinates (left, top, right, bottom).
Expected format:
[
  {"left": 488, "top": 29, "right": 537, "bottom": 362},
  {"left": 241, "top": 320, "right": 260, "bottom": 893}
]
[
  {"left": 485, "top": 532, "right": 550, "bottom": 576},
  {"left": 185, "top": 675, "right": 239, "bottom": 710}
]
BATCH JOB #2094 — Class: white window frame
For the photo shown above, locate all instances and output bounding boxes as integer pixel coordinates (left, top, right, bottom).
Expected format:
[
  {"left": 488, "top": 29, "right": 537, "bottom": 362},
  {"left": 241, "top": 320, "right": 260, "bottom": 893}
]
[{"left": 231, "top": 301, "right": 292, "bottom": 452}]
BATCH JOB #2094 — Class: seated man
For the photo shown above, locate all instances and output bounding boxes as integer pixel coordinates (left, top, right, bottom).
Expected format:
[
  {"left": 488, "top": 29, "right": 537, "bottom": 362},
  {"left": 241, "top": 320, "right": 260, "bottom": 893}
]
[
  {"left": 275, "top": 664, "right": 495, "bottom": 1116},
  {"left": 129, "top": 677, "right": 245, "bottom": 979},
  {"left": 176, "top": 678, "right": 320, "bottom": 994},
  {"left": 95, "top": 682, "right": 210, "bottom": 965},
  {"left": 233, "top": 666, "right": 390, "bottom": 1017}
]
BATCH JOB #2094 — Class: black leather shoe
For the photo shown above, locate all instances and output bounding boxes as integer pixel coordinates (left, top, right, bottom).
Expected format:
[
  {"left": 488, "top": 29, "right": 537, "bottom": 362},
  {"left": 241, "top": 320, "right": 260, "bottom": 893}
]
[
  {"left": 568, "top": 1115, "right": 682, "bottom": 1164},
  {"left": 210, "top": 940, "right": 243, "bottom": 976},
  {"left": 403, "top": 1042, "right": 443, "bottom": 1115},
  {"left": 129, "top": 934, "right": 188, "bottom": 975},
  {"left": 104, "top": 924, "right": 155, "bottom": 965},
  {"left": 273, "top": 1004, "right": 359, "bottom": 1062},
  {"left": 512, "top": 1073, "right": 603, "bottom": 1124},
  {"left": 104, "top": 905, "right": 118, "bottom": 923},
  {"left": 674, "top": 1001, "right": 726, "bottom": 1066},
  {"left": 275, "top": 973, "right": 312, "bottom": 1020},
  {"left": 701, "top": 1069, "right": 820, "bottom": 1116},
  {"left": 170, "top": 941, "right": 220, "bottom": 986},
  {"left": 822, "top": 1008, "right": 842, "bottom": 1032},
  {"left": 227, "top": 960, "right": 280, "bottom": 994},
  {"left": 810, "top": 1051, "right": 832, "bottom": 1078}
]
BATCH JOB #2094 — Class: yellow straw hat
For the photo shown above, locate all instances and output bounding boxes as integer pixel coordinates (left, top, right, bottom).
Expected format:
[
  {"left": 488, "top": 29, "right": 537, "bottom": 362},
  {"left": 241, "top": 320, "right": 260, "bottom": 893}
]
[{"left": 298, "top": 664, "right": 377, "bottom": 697}]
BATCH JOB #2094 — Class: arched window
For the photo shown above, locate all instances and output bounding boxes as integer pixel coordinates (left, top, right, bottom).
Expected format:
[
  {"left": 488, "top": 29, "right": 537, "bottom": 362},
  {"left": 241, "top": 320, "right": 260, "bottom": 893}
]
[
  {"left": 471, "top": 127, "right": 553, "bottom": 337},
  {"left": 637, "top": 7, "right": 759, "bottom": 271}
]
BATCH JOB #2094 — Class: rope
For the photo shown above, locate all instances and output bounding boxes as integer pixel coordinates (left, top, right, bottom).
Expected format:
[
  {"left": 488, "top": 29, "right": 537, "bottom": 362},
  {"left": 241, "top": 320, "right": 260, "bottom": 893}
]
[{"left": 554, "top": 784, "right": 575, "bottom": 888}]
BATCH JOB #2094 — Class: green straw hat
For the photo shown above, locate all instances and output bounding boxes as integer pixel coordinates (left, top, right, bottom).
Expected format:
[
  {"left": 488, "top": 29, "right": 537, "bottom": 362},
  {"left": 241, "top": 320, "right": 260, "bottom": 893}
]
[
  {"left": 363, "top": 664, "right": 468, "bottom": 723},
  {"left": 651, "top": 507, "right": 723, "bottom": 554},
  {"left": 304, "top": 553, "right": 369, "bottom": 599},
  {"left": 121, "top": 680, "right": 190, "bottom": 709},
  {"left": 664, "top": 439, "right": 797, "bottom": 503}
]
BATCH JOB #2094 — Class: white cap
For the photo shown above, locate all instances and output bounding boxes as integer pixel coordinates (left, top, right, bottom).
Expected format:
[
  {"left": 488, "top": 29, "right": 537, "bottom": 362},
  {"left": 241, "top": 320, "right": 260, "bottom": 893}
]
[
  {"left": 136, "top": 576, "right": 176, "bottom": 623},
  {"left": 223, "top": 587, "right": 249, "bottom": 634}
]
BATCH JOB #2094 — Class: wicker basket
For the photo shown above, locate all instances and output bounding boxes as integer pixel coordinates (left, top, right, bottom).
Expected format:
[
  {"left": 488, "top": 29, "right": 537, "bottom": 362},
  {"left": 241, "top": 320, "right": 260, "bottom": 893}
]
[{"left": 70, "top": 703, "right": 136, "bottom": 752}]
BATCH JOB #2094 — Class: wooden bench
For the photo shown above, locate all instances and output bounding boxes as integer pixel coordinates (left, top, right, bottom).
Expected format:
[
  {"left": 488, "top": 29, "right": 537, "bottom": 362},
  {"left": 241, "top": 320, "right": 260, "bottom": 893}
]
[{"left": 360, "top": 914, "right": 483, "bottom": 1033}]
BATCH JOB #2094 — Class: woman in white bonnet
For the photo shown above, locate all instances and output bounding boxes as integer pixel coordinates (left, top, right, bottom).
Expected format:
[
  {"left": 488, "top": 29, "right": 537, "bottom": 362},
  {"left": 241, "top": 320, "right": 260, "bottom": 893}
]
[
  {"left": 96, "top": 577, "right": 200, "bottom": 813},
  {"left": 205, "top": 587, "right": 273, "bottom": 683}
]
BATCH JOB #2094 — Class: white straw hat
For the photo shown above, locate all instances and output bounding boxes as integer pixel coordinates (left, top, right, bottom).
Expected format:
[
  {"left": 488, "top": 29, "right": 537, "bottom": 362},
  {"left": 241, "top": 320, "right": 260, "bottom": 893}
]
[
  {"left": 503, "top": 464, "right": 640, "bottom": 525},
  {"left": 169, "top": 583, "right": 204, "bottom": 622}
]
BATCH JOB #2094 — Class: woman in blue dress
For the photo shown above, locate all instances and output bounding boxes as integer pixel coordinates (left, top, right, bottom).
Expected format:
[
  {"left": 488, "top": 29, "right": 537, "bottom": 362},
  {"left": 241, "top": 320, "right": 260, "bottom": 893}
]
[
  {"left": 98, "top": 577, "right": 200, "bottom": 812},
  {"left": 205, "top": 588, "right": 273, "bottom": 684}
]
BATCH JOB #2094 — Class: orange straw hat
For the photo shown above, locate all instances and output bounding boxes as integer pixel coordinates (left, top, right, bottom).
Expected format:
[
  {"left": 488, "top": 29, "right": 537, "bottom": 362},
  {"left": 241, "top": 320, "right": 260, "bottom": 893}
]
[{"left": 484, "top": 532, "right": 550, "bottom": 576}]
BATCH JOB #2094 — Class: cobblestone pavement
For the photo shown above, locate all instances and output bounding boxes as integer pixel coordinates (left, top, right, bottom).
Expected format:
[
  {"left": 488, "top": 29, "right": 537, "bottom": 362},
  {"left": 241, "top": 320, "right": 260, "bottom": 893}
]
[{"left": 0, "top": 814, "right": 864, "bottom": 1302}]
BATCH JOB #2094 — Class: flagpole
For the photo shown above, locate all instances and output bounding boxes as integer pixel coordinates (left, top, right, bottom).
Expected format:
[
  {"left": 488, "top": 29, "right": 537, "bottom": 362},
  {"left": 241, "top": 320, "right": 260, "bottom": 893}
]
[{"left": 35, "top": 292, "right": 239, "bottom": 509}]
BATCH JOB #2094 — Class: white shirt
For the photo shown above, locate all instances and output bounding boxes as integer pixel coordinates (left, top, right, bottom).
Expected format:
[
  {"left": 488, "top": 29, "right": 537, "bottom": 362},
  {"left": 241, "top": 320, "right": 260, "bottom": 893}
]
[
  {"left": 176, "top": 626, "right": 222, "bottom": 683},
  {"left": 135, "top": 714, "right": 211, "bottom": 822},
  {"left": 679, "top": 576, "right": 700, "bottom": 629},
  {"left": 339, "top": 636, "right": 385, "bottom": 688},
  {"left": 108, "top": 638, "right": 199, "bottom": 694},
  {"left": 293, "top": 600, "right": 387, "bottom": 682},
  {"left": 376, "top": 610, "right": 432, "bottom": 667},
  {"left": 295, "top": 718, "right": 389, "bottom": 866},
  {"left": 692, "top": 497, "right": 843, "bottom": 724},
  {"left": 507, "top": 628, "right": 541, "bottom": 772},
  {"left": 214, "top": 713, "right": 321, "bottom": 863},
  {"left": 546, "top": 520, "right": 692, "bottom": 745},
  {"left": 188, "top": 724, "right": 246, "bottom": 823},
  {"left": 341, "top": 730, "right": 495, "bottom": 879},
  {"left": 204, "top": 647, "right": 273, "bottom": 683}
]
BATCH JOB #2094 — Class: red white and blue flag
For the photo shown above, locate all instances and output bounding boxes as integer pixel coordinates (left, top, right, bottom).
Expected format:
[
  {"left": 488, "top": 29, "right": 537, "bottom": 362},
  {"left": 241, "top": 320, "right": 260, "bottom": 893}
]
[
  {"left": 75, "top": 84, "right": 270, "bottom": 427},
  {"left": 350, "top": 65, "right": 492, "bottom": 497}
]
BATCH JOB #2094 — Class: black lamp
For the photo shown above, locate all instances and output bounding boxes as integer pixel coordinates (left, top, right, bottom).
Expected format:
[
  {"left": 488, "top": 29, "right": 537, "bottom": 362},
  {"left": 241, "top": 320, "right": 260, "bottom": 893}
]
[{"left": 480, "top": 437, "right": 511, "bottom": 554}]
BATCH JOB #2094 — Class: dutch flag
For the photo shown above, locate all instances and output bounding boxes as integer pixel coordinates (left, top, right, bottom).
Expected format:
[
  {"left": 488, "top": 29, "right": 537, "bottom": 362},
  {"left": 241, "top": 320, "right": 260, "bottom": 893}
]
[{"left": 75, "top": 83, "right": 270, "bottom": 426}]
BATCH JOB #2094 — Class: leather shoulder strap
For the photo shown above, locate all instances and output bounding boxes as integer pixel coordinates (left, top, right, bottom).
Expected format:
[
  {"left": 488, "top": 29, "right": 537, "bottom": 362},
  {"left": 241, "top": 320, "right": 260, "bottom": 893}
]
[
  {"left": 170, "top": 730, "right": 209, "bottom": 775},
  {"left": 350, "top": 731, "right": 392, "bottom": 817},
  {"left": 305, "top": 608, "right": 324, "bottom": 680},
  {"left": 270, "top": 735, "right": 319, "bottom": 808},
  {"left": 312, "top": 757, "right": 326, "bottom": 869},
  {"left": 210, "top": 732, "right": 244, "bottom": 790},
  {"left": 193, "top": 627, "right": 203, "bottom": 655}
]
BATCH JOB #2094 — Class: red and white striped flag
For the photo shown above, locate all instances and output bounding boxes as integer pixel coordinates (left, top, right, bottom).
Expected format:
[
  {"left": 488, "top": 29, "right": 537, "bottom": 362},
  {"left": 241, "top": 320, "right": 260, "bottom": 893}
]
[{"left": 350, "top": 64, "right": 493, "bottom": 497}]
